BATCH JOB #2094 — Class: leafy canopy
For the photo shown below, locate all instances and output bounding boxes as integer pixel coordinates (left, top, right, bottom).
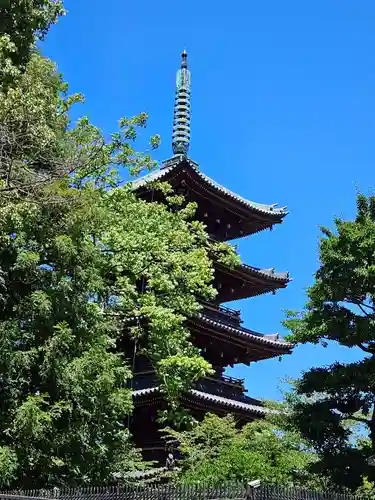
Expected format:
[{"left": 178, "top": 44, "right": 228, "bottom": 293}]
[
  {"left": 0, "top": 0, "right": 238, "bottom": 488},
  {"left": 284, "top": 194, "right": 375, "bottom": 491},
  {"left": 0, "top": 32, "right": 225, "bottom": 492},
  {"left": 0, "top": 54, "right": 84, "bottom": 197},
  {"left": 0, "top": 0, "right": 65, "bottom": 90},
  {"left": 164, "top": 412, "right": 321, "bottom": 488}
]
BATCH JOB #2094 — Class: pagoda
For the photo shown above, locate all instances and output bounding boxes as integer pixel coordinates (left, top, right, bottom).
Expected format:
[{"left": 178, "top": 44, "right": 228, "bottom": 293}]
[{"left": 128, "top": 51, "right": 293, "bottom": 463}]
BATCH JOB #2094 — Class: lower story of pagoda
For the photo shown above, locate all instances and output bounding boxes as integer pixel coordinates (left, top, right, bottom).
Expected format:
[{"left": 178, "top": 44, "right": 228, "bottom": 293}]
[
  {"left": 123, "top": 302, "right": 291, "bottom": 464},
  {"left": 129, "top": 373, "right": 272, "bottom": 464}
]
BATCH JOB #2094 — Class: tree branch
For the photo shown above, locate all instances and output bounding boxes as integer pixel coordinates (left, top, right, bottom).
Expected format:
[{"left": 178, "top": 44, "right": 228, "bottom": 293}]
[
  {"left": 341, "top": 415, "right": 370, "bottom": 424},
  {"left": 353, "top": 299, "right": 375, "bottom": 314},
  {"left": 371, "top": 401, "right": 375, "bottom": 449},
  {"left": 357, "top": 303, "right": 372, "bottom": 318},
  {"left": 358, "top": 301, "right": 375, "bottom": 312},
  {"left": 343, "top": 298, "right": 375, "bottom": 317},
  {"left": 358, "top": 343, "right": 375, "bottom": 354}
]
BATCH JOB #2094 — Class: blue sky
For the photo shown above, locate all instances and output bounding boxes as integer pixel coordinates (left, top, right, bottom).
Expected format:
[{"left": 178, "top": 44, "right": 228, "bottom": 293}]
[{"left": 44, "top": 1, "right": 375, "bottom": 400}]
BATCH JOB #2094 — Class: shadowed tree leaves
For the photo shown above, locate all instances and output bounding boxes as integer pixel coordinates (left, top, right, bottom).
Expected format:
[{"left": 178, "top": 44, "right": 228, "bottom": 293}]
[
  {"left": 284, "top": 194, "right": 375, "bottom": 491},
  {"left": 0, "top": 54, "right": 83, "bottom": 197}
]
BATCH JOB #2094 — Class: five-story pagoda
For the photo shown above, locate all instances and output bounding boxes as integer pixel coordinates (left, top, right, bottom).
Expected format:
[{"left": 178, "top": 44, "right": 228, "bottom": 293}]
[{"left": 129, "top": 51, "right": 293, "bottom": 462}]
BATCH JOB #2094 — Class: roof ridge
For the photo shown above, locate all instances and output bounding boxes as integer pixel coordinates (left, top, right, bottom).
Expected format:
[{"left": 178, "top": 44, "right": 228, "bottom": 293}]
[
  {"left": 239, "top": 262, "right": 290, "bottom": 281},
  {"left": 189, "top": 389, "right": 275, "bottom": 415},
  {"left": 195, "top": 313, "right": 293, "bottom": 349},
  {"left": 132, "top": 386, "right": 274, "bottom": 416},
  {"left": 130, "top": 158, "right": 288, "bottom": 218}
]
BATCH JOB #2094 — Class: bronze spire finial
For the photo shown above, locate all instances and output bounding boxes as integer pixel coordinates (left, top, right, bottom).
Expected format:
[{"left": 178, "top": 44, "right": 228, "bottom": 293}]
[{"left": 172, "top": 50, "right": 191, "bottom": 155}]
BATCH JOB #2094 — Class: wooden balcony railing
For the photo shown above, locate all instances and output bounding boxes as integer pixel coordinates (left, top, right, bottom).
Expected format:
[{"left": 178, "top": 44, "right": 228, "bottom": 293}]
[
  {"left": 200, "top": 300, "right": 241, "bottom": 326},
  {"left": 220, "top": 374, "right": 245, "bottom": 387},
  {"left": 205, "top": 374, "right": 245, "bottom": 392},
  {"left": 133, "top": 371, "right": 246, "bottom": 392}
]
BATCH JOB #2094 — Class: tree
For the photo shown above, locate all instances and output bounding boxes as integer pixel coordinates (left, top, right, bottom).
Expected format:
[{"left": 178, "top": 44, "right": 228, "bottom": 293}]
[
  {"left": 0, "top": 0, "right": 65, "bottom": 90},
  {"left": 0, "top": 53, "right": 84, "bottom": 197},
  {"left": 0, "top": 26, "right": 233, "bottom": 489},
  {"left": 0, "top": 85, "right": 220, "bottom": 490},
  {"left": 284, "top": 194, "right": 375, "bottom": 491},
  {"left": 0, "top": 177, "right": 221, "bottom": 488},
  {"left": 164, "top": 412, "right": 322, "bottom": 488},
  {"left": 0, "top": 0, "right": 239, "bottom": 488}
]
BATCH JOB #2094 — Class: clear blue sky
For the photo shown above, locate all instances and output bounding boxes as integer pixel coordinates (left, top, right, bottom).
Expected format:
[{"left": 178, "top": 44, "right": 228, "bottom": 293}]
[{"left": 44, "top": 1, "right": 375, "bottom": 401}]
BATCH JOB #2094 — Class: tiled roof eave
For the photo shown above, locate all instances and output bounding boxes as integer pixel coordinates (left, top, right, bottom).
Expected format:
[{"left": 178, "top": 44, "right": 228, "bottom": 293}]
[
  {"left": 121, "top": 314, "right": 293, "bottom": 351},
  {"left": 188, "top": 389, "right": 275, "bottom": 416},
  {"left": 196, "top": 170, "right": 287, "bottom": 219},
  {"left": 215, "top": 261, "right": 291, "bottom": 287},
  {"left": 132, "top": 386, "right": 274, "bottom": 417},
  {"left": 130, "top": 157, "right": 288, "bottom": 220},
  {"left": 239, "top": 263, "right": 290, "bottom": 283},
  {"left": 123, "top": 313, "right": 294, "bottom": 354},
  {"left": 194, "top": 314, "right": 293, "bottom": 351}
]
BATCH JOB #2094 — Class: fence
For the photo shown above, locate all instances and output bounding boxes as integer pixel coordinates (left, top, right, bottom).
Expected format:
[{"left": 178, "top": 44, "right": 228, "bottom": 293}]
[{"left": 0, "top": 484, "right": 361, "bottom": 500}]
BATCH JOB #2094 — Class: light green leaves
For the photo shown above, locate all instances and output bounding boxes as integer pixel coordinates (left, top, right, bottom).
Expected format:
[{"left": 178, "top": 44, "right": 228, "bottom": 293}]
[
  {"left": 0, "top": 446, "right": 18, "bottom": 488},
  {"left": 0, "top": 0, "right": 65, "bottom": 90},
  {"left": 158, "top": 355, "right": 214, "bottom": 401},
  {"left": 11, "top": 394, "right": 53, "bottom": 441},
  {"left": 166, "top": 413, "right": 320, "bottom": 488}
]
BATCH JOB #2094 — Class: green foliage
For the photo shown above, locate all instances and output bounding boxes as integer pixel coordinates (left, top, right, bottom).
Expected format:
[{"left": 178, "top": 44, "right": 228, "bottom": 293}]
[
  {"left": 158, "top": 355, "right": 213, "bottom": 401},
  {"left": 165, "top": 413, "right": 322, "bottom": 488},
  {"left": 0, "top": 195, "right": 141, "bottom": 487},
  {"left": 0, "top": 24, "right": 219, "bottom": 488},
  {"left": 355, "top": 476, "right": 375, "bottom": 500},
  {"left": 209, "top": 240, "right": 241, "bottom": 268},
  {"left": 0, "top": 0, "right": 238, "bottom": 488},
  {"left": 284, "top": 194, "right": 375, "bottom": 491},
  {"left": 0, "top": 0, "right": 65, "bottom": 90},
  {"left": 0, "top": 50, "right": 160, "bottom": 199},
  {"left": 0, "top": 173, "right": 217, "bottom": 487},
  {"left": 0, "top": 53, "right": 83, "bottom": 197},
  {"left": 0, "top": 446, "right": 18, "bottom": 488}
]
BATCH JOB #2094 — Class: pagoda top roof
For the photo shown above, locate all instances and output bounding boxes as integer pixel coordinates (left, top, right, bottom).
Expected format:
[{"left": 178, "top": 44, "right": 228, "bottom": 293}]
[
  {"left": 131, "top": 156, "right": 287, "bottom": 226},
  {"left": 133, "top": 386, "right": 274, "bottom": 418}
]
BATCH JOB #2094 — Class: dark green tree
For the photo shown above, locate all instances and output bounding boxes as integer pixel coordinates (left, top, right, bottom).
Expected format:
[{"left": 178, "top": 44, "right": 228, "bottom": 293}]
[{"left": 284, "top": 194, "right": 375, "bottom": 491}]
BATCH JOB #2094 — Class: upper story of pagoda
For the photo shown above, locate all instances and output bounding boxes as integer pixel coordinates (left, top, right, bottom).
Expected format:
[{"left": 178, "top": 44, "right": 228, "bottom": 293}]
[
  {"left": 132, "top": 156, "right": 290, "bottom": 300},
  {"left": 133, "top": 155, "right": 287, "bottom": 241},
  {"left": 132, "top": 51, "right": 290, "bottom": 300},
  {"left": 133, "top": 51, "right": 287, "bottom": 240}
]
